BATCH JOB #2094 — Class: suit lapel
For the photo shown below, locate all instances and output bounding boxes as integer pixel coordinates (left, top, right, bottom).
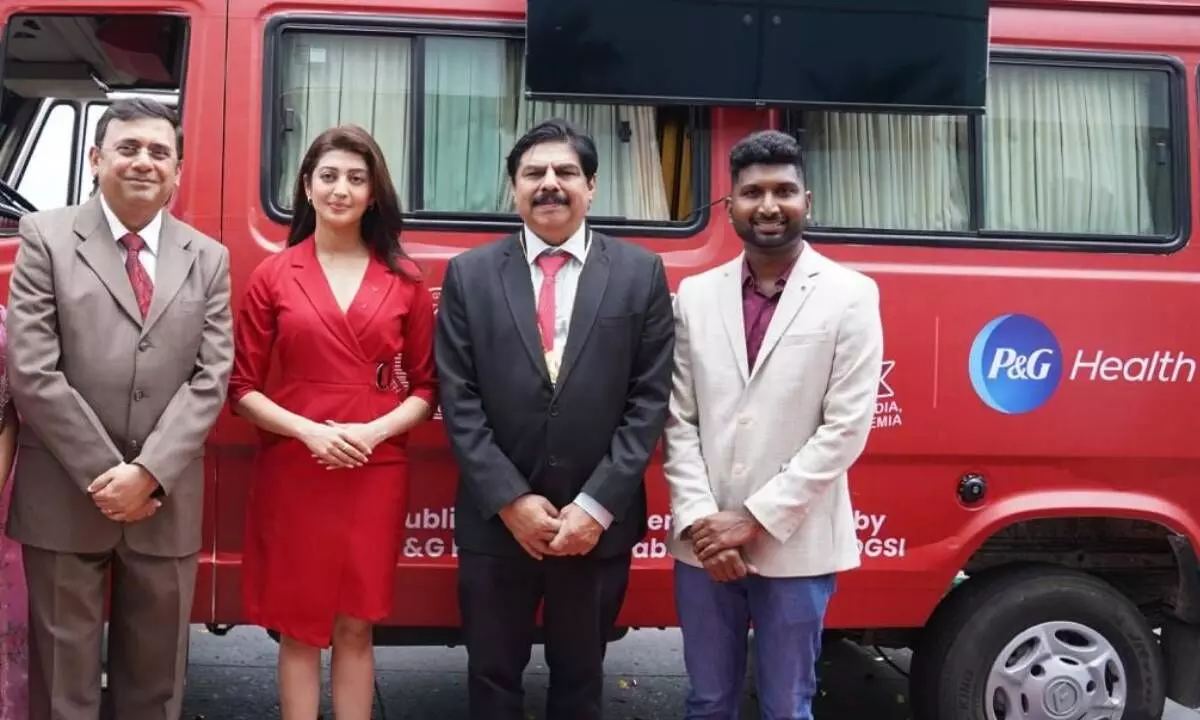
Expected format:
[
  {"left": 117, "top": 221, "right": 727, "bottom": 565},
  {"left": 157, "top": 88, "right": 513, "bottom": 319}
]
[
  {"left": 345, "top": 258, "right": 395, "bottom": 352},
  {"left": 141, "top": 214, "right": 196, "bottom": 337},
  {"left": 292, "top": 239, "right": 366, "bottom": 358},
  {"left": 499, "top": 234, "right": 550, "bottom": 384},
  {"left": 554, "top": 231, "right": 609, "bottom": 396},
  {"left": 749, "top": 247, "right": 822, "bottom": 381},
  {"left": 717, "top": 258, "right": 750, "bottom": 385},
  {"left": 73, "top": 196, "right": 145, "bottom": 326}
]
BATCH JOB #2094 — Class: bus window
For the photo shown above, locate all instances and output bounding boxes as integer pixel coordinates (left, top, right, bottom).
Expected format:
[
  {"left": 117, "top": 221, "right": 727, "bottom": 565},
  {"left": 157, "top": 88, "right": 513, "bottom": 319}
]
[
  {"left": 267, "top": 27, "right": 702, "bottom": 231},
  {"left": 981, "top": 62, "right": 1174, "bottom": 237},
  {"left": 1, "top": 14, "right": 189, "bottom": 212},
  {"left": 789, "top": 55, "right": 1182, "bottom": 249},
  {"left": 15, "top": 102, "right": 78, "bottom": 210},
  {"left": 0, "top": 87, "right": 38, "bottom": 230}
]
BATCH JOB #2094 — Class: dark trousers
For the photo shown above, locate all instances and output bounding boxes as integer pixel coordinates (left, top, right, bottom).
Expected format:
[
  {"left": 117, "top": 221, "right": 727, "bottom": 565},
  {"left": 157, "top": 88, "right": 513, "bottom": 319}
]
[{"left": 458, "top": 549, "right": 632, "bottom": 720}]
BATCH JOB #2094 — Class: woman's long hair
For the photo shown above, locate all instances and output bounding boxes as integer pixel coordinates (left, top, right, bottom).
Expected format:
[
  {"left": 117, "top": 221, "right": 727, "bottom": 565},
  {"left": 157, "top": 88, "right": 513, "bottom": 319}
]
[{"left": 287, "top": 124, "right": 418, "bottom": 280}]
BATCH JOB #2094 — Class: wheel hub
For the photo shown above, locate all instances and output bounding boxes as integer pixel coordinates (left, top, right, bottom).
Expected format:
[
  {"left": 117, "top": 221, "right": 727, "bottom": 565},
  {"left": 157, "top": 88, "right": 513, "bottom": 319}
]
[
  {"left": 1042, "top": 675, "right": 1083, "bottom": 717},
  {"left": 985, "top": 620, "right": 1126, "bottom": 720}
]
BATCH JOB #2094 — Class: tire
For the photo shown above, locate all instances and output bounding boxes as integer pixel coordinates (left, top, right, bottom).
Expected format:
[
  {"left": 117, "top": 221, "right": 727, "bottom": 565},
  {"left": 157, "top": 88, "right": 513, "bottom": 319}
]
[{"left": 909, "top": 564, "right": 1165, "bottom": 720}]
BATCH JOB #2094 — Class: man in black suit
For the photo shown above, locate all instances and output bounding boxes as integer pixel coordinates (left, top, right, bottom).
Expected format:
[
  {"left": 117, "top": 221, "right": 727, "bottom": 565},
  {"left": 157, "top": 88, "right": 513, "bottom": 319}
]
[{"left": 435, "top": 118, "right": 674, "bottom": 720}]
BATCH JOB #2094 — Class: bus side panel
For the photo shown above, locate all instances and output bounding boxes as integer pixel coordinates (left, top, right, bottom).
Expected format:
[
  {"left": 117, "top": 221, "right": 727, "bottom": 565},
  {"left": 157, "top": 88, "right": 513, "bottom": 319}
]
[{"left": 811, "top": 20, "right": 1200, "bottom": 629}]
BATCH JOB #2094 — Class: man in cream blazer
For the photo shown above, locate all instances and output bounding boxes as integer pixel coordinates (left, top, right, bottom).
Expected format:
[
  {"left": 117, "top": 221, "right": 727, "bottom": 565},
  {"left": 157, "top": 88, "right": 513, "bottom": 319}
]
[{"left": 663, "top": 130, "right": 883, "bottom": 720}]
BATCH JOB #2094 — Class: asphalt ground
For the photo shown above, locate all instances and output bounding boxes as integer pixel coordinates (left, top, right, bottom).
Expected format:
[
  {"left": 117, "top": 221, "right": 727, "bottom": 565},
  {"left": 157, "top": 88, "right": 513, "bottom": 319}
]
[{"left": 177, "top": 625, "right": 1200, "bottom": 719}]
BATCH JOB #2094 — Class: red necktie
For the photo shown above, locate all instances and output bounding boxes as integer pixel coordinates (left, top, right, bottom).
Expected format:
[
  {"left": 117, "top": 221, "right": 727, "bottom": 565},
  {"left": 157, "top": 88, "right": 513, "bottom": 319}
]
[
  {"left": 535, "top": 251, "right": 570, "bottom": 352},
  {"left": 119, "top": 233, "right": 154, "bottom": 318}
]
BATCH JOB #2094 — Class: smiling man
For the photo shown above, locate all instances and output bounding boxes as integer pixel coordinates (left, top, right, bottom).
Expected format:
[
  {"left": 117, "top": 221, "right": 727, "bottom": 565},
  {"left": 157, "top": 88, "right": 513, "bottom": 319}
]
[
  {"left": 5, "top": 97, "right": 233, "bottom": 720},
  {"left": 662, "top": 129, "right": 884, "bottom": 720},
  {"left": 436, "top": 118, "right": 674, "bottom": 720}
]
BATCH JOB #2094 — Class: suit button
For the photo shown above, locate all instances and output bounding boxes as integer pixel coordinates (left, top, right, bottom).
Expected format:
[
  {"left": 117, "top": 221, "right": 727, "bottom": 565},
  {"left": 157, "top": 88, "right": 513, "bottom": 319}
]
[
  {"left": 133, "top": 390, "right": 145, "bottom": 401},
  {"left": 733, "top": 463, "right": 745, "bottom": 475},
  {"left": 738, "top": 414, "right": 752, "bottom": 425},
  {"left": 138, "top": 340, "right": 151, "bottom": 352},
  {"left": 549, "top": 406, "right": 559, "bottom": 417},
  {"left": 129, "top": 440, "right": 139, "bottom": 451},
  {"left": 548, "top": 456, "right": 559, "bottom": 467}
]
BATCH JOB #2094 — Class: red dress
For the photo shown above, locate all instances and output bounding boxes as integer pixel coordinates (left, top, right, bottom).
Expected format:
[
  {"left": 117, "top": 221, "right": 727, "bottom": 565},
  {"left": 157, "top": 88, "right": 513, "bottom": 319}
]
[{"left": 228, "top": 239, "right": 437, "bottom": 647}]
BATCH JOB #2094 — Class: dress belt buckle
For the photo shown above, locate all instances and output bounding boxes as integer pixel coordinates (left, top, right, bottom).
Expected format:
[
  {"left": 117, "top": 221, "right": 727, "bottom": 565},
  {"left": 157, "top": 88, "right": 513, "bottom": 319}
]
[{"left": 374, "top": 362, "right": 391, "bottom": 391}]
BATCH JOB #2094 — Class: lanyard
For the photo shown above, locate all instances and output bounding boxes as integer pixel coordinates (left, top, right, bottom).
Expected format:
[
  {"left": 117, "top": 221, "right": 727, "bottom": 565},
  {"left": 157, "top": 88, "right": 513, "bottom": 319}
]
[{"left": 521, "top": 225, "right": 590, "bottom": 383}]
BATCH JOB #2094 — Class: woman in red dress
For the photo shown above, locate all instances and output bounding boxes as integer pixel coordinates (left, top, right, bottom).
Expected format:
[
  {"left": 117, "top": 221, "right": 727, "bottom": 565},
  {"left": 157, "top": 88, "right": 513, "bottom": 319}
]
[{"left": 228, "top": 125, "right": 437, "bottom": 719}]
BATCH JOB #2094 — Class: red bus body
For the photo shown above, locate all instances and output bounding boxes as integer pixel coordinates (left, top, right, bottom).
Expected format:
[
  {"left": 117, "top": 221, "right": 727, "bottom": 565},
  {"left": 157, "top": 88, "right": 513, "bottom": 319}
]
[{"left": 3, "top": 0, "right": 1200, "bottom": 710}]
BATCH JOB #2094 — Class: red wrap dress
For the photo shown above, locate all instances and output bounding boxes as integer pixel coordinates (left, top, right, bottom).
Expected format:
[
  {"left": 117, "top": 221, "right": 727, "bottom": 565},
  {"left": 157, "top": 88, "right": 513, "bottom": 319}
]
[{"left": 228, "top": 238, "right": 437, "bottom": 647}]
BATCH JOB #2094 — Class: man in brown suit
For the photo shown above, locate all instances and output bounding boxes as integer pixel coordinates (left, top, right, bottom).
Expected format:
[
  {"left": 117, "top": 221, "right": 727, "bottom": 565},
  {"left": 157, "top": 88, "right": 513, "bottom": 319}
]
[{"left": 4, "top": 98, "right": 233, "bottom": 719}]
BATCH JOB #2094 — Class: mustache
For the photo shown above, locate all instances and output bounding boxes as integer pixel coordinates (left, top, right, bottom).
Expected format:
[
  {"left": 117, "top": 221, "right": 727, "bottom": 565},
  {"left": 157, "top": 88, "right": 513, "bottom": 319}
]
[{"left": 533, "top": 191, "right": 569, "bottom": 206}]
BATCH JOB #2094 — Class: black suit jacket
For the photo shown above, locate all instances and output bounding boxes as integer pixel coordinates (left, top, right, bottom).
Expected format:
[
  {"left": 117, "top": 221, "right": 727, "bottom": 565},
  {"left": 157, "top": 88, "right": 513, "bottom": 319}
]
[{"left": 435, "top": 229, "right": 674, "bottom": 558}]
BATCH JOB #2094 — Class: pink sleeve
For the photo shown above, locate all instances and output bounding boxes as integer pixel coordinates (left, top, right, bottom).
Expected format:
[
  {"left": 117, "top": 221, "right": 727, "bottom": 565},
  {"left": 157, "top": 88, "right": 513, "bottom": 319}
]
[{"left": 0, "top": 305, "right": 11, "bottom": 430}]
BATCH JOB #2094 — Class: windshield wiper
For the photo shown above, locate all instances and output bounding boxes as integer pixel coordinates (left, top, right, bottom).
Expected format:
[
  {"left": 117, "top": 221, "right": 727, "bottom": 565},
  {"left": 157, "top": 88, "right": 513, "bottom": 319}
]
[{"left": 0, "top": 179, "right": 36, "bottom": 215}]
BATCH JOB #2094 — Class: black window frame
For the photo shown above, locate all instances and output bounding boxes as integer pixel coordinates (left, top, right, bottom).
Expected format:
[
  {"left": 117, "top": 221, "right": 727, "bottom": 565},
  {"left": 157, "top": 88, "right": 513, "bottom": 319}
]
[
  {"left": 261, "top": 13, "right": 712, "bottom": 238},
  {"left": 785, "top": 48, "right": 1192, "bottom": 255}
]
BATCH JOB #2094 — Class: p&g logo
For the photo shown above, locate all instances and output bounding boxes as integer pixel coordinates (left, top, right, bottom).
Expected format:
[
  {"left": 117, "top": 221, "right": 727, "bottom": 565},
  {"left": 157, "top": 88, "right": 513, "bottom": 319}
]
[{"left": 968, "top": 313, "right": 1063, "bottom": 414}]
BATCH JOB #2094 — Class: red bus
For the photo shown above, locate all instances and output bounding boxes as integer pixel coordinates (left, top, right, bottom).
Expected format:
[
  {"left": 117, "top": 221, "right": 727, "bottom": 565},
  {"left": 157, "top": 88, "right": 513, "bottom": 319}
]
[{"left": 2, "top": 0, "right": 1199, "bottom": 716}]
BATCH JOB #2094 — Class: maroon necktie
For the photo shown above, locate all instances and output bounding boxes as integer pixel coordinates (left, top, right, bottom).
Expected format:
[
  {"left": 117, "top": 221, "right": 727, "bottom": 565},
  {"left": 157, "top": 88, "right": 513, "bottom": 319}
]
[{"left": 119, "top": 233, "right": 154, "bottom": 318}]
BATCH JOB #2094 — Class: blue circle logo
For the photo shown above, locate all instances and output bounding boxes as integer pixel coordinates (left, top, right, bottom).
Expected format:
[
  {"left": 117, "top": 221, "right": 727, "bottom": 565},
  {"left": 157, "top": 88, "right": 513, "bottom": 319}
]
[{"left": 968, "top": 314, "right": 1063, "bottom": 414}]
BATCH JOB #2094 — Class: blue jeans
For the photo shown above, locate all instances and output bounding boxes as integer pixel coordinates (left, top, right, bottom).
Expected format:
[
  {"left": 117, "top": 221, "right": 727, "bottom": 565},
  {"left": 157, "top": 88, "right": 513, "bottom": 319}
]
[{"left": 674, "top": 561, "right": 835, "bottom": 720}]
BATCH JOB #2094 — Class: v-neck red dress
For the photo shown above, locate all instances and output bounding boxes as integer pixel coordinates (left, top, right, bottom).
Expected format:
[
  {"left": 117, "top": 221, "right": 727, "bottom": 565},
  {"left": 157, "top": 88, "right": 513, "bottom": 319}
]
[{"left": 228, "top": 238, "right": 437, "bottom": 647}]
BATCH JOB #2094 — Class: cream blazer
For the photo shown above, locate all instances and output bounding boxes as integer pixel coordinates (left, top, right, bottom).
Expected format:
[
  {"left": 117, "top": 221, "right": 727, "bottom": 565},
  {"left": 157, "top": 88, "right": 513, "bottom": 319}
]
[{"left": 663, "top": 246, "right": 883, "bottom": 578}]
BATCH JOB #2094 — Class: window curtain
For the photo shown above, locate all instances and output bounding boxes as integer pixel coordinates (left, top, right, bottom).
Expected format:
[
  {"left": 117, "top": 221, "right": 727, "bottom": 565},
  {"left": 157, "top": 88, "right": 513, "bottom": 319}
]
[
  {"left": 983, "top": 64, "right": 1162, "bottom": 235},
  {"left": 277, "top": 33, "right": 672, "bottom": 221},
  {"left": 422, "top": 37, "right": 671, "bottom": 220},
  {"left": 276, "top": 33, "right": 413, "bottom": 209},
  {"left": 802, "top": 111, "right": 969, "bottom": 231},
  {"left": 800, "top": 63, "right": 1168, "bottom": 236},
  {"left": 422, "top": 37, "right": 514, "bottom": 213}
]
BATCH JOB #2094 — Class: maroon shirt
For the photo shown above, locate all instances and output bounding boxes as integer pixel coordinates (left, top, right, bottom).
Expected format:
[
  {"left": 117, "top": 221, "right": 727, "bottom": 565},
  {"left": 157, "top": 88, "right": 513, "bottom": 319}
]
[{"left": 742, "top": 254, "right": 799, "bottom": 371}]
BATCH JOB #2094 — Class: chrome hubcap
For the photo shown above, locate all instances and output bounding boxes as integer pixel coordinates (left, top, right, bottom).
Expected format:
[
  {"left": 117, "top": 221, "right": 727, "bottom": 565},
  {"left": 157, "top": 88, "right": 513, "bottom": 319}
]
[{"left": 985, "top": 621, "right": 1126, "bottom": 720}]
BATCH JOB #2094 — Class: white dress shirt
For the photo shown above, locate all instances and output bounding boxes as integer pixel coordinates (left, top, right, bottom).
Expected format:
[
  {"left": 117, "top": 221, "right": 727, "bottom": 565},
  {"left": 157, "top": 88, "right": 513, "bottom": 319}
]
[
  {"left": 522, "top": 223, "right": 614, "bottom": 530},
  {"left": 99, "top": 194, "right": 162, "bottom": 281}
]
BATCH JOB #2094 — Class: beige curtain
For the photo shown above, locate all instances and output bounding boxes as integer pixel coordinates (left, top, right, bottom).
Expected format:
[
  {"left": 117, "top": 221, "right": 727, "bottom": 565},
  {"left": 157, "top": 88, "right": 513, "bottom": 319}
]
[
  {"left": 983, "top": 64, "right": 1160, "bottom": 234},
  {"left": 276, "top": 33, "right": 412, "bottom": 209},
  {"left": 276, "top": 32, "right": 672, "bottom": 221},
  {"left": 804, "top": 112, "right": 969, "bottom": 231},
  {"left": 800, "top": 63, "right": 1170, "bottom": 236}
]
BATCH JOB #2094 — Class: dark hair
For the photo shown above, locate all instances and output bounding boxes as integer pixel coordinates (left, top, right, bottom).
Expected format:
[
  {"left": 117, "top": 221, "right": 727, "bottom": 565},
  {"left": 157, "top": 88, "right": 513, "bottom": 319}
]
[
  {"left": 505, "top": 118, "right": 599, "bottom": 182},
  {"left": 729, "top": 130, "right": 806, "bottom": 187},
  {"left": 287, "top": 125, "right": 418, "bottom": 280},
  {"left": 94, "top": 97, "right": 183, "bottom": 161}
]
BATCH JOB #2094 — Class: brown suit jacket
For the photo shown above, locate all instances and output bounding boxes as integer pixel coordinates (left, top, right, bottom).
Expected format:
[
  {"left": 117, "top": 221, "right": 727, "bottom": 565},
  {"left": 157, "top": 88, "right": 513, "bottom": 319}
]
[{"left": 4, "top": 195, "right": 234, "bottom": 558}]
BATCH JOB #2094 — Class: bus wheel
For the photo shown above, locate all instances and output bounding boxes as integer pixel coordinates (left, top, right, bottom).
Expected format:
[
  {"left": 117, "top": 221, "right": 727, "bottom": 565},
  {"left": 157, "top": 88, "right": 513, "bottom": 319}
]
[{"left": 910, "top": 564, "right": 1164, "bottom": 720}]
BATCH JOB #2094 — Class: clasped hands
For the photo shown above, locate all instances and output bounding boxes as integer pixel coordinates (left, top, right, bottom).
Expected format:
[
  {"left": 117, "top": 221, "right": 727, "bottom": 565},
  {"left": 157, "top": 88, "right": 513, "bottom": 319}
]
[
  {"left": 687, "top": 510, "right": 763, "bottom": 583},
  {"left": 499, "top": 494, "right": 603, "bottom": 560},
  {"left": 88, "top": 462, "right": 161, "bottom": 523},
  {"left": 303, "top": 420, "right": 387, "bottom": 469}
]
